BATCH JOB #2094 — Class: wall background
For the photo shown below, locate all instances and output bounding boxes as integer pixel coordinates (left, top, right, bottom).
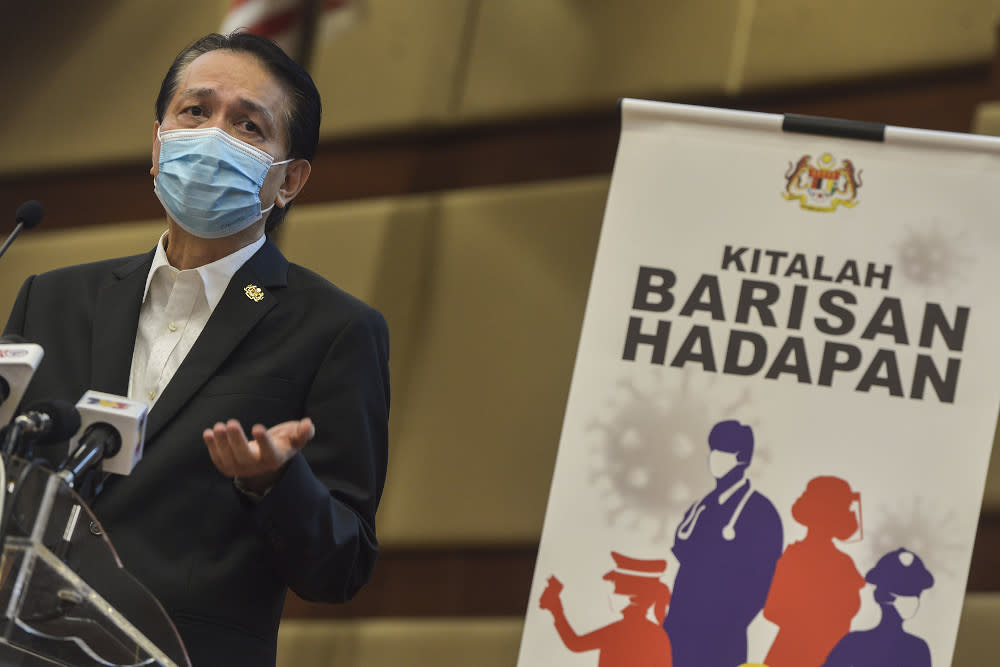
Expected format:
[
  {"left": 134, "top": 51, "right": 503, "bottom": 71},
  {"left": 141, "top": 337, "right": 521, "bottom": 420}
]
[{"left": 1, "top": 1, "right": 998, "bottom": 664}]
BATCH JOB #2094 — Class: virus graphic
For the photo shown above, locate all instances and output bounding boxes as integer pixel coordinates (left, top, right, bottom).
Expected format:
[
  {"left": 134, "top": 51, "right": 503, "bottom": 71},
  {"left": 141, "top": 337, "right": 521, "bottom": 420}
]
[
  {"left": 895, "top": 221, "right": 970, "bottom": 291},
  {"left": 585, "top": 368, "right": 756, "bottom": 543},
  {"left": 861, "top": 496, "right": 965, "bottom": 583}
]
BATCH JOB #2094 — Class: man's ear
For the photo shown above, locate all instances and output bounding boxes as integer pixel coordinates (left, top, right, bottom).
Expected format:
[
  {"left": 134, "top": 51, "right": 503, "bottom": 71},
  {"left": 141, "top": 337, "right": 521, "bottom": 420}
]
[
  {"left": 274, "top": 159, "right": 312, "bottom": 208},
  {"left": 150, "top": 121, "right": 161, "bottom": 177}
]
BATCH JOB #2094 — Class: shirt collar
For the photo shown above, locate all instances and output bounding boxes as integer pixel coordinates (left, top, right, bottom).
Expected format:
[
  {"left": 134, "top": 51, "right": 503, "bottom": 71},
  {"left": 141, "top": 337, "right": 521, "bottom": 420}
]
[{"left": 142, "top": 231, "right": 267, "bottom": 311}]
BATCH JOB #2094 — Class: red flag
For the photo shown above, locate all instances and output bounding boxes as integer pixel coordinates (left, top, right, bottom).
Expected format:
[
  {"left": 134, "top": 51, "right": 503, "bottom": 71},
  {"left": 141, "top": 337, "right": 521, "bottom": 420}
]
[{"left": 221, "top": 0, "right": 364, "bottom": 64}]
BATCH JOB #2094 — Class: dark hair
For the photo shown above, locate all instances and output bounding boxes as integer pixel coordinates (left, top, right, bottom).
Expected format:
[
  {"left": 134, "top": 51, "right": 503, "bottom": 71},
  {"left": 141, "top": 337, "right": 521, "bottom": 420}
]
[
  {"left": 155, "top": 32, "right": 321, "bottom": 233},
  {"left": 707, "top": 419, "right": 754, "bottom": 464}
]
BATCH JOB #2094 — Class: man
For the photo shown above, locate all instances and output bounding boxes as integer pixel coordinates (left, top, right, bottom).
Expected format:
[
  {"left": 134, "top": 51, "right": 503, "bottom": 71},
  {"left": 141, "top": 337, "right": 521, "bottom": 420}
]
[
  {"left": 662, "top": 420, "right": 782, "bottom": 667},
  {"left": 3, "top": 32, "right": 389, "bottom": 666}
]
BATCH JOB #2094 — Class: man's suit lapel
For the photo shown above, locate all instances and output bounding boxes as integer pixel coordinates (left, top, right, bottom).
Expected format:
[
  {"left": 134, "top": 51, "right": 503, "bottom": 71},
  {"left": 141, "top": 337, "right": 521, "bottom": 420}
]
[
  {"left": 91, "top": 252, "right": 154, "bottom": 395},
  {"left": 143, "top": 238, "right": 289, "bottom": 444}
]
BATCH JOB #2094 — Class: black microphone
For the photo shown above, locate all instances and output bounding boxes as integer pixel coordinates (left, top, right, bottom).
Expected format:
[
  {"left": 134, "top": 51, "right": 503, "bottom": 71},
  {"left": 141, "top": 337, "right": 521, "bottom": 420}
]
[
  {"left": 57, "top": 422, "right": 122, "bottom": 487},
  {"left": 14, "top": 400, "right": 81, "bottom": 445},
  {"left": 0, "top": 200, "right": 44, "bottom": 262},
  {"left": 15, "top": 201, "right": 44, "bottom": 229},
  {"left": 1, "top": 399, "right": 80, "bottom": 460}
]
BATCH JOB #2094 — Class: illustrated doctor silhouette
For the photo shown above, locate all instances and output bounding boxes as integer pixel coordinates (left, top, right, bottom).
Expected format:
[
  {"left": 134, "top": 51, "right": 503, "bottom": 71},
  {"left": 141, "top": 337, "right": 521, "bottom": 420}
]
[
  {"left": 822, "top": 547, "right": 935, "bottom": 667},
  {"left": 763, "top": 476, "right": 866, "bottom": 667},
  {"left": 662, "top": 420, "right": 783, "bottom": 667},
  {"left": 540, "top": 551, "right": 673, "bottom": 667}
]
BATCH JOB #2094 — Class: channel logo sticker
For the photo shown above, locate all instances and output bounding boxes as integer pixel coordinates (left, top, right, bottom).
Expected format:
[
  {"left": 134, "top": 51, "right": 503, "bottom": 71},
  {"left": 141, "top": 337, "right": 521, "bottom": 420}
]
[
  {"left": 84, "top": 397, "right": 130, "bottom": 410},
  {"left": 783, "top": 152, "right": 862, "bottom": 212}
]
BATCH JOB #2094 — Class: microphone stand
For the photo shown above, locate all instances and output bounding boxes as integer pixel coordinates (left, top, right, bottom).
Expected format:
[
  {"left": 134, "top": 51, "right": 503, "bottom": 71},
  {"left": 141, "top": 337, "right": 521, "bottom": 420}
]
[
  {"left": 0, "top": 221, "right": 27, "bottom": 262},
  {"left": 0, "top": 420, "right": 25, "bottom": 461}
]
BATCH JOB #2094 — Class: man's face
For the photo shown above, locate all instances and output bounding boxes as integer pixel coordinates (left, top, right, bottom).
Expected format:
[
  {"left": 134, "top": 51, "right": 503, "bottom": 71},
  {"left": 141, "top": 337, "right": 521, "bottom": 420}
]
[{"left": 152, "top": 49, "right": 292, "bottom": 214}]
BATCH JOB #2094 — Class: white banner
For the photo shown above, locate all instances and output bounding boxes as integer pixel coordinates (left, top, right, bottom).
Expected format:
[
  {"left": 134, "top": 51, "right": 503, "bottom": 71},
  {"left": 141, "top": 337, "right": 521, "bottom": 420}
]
[{"left": 518, "top": 100, "right": 1000, "bottom": 667}]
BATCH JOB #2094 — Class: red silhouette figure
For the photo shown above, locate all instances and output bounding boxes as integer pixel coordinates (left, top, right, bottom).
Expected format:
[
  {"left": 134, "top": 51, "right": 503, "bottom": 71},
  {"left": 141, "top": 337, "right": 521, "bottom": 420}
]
[
  {"left": 763, "top": 476, "right": 865, "bottom": 667},
  {"left": 540, "top": 551, "right": 673, "bottom": 667}
]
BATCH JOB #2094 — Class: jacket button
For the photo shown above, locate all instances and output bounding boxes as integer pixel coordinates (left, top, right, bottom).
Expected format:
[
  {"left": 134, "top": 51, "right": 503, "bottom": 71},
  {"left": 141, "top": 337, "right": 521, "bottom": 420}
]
[{"left": 89, "top": 521, "right": 103, "bottom": 536}]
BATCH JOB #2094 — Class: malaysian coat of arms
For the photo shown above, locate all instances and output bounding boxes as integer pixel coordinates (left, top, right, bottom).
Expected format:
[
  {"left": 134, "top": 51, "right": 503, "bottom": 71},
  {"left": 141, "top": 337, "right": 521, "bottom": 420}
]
[{"left": 783, "top": 152, "right": 862, "bottom": 212}]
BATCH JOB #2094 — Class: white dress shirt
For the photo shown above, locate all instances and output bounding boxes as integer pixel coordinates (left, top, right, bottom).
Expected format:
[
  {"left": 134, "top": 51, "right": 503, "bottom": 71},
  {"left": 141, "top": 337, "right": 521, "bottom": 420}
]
[{"left": 128, "top": 231, "right": 265, "bottom": 408}]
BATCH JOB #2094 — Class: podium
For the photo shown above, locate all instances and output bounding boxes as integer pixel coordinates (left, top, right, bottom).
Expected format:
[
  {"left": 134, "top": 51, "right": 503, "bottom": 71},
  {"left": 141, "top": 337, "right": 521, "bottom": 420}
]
[{"left": 0, "top": 458, "right": 189, "bottom": 666}]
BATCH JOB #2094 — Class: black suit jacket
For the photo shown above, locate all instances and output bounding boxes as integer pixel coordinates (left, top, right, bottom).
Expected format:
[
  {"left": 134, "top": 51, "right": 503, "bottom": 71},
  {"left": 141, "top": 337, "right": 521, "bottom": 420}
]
[{"left": 3, "top": 238, "right": 390, "bottom": 666}]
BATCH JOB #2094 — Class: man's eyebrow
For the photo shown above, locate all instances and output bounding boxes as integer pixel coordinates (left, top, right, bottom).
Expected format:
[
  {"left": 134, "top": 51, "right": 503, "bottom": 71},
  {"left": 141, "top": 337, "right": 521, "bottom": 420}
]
[
  {"left": 175, "top": 89, "right": 277, "bottom": 126},
  {"left": 233, "top": 97, "right": 277, "bottom": 127},
  {"left": 176, "top": 87, "right": 215, "bottom": 101}
]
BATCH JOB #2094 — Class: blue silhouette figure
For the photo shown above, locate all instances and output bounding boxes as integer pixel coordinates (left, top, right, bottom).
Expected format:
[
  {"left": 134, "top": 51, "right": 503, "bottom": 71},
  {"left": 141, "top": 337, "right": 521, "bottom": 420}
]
[
  {"left": 663, "top": 420, "right": 783, "bottom": 667},
  {"left": 823, "top": 548, "right": 935, "bottom": 667}
]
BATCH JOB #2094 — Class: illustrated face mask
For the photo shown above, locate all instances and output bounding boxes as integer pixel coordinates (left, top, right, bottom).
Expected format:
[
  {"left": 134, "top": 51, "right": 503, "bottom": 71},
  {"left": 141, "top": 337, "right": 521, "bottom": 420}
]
[
  {"left": 708, "top": 450, "right": 741, "bottom": 479},
  {"left": 607, "top": 590, "right": 630, "bottom": 615},
  {"left": 892, "top": 594, "right": 921, "bottom": 620},
  {"left": 154, "top": 127, "right": 291, "bottom": 239}
]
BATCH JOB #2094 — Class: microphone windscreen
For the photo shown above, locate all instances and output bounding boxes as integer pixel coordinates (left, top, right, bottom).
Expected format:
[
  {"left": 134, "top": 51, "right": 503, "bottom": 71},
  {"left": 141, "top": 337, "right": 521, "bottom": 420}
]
[
  {"left": 26, "top": 399, "right": 82, "bottom": 443},
  {"left": 14, "top": 200, "right": 43, "bottom": 230}
]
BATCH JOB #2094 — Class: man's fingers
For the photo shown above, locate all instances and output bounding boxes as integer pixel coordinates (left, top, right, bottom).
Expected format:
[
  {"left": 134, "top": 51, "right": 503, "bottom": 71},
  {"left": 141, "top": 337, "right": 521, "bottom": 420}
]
[
  {"left": 296, "top": 418, "right": 316, "bottom": 446},
  {"left": 225, "top": 419, "right": 261, "bottom": 466},
  {"left": 203, "top": 418, "right": 313, "bottom": 480},
  {"left": 204, "top": 424, "right": 237, "bottom": 475},
  {"left": 205, "top": 420, "right": 259, "bottom": 472}
]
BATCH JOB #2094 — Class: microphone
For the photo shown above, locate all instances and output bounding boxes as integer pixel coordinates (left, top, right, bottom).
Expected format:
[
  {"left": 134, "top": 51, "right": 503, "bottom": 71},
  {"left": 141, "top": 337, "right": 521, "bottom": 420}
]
[
  {"left": 1, "top": 398, "right": 81, "bottom": 461},
  {"left": 57, "top": 390, "right": 148, "bottom": 487},
  {"left": 0, "top": 200, "right": 44, "bottom": 262},
  {"left": 0, "top": 337, "right": 44, "bottom": 427},
  {"left": 14, "top": 400, "right": 81, "bottom": 445}
]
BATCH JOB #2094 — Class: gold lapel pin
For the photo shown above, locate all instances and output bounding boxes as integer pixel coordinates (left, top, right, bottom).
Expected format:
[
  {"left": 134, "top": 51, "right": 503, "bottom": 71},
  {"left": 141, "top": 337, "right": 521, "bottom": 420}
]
[{"left": 244, "top": 284, "right": 264, "bottom": 302}]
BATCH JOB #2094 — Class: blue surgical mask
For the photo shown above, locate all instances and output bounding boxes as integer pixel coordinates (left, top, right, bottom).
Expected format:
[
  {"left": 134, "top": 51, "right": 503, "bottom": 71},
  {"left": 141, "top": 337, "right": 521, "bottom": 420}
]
[{"left": 154, "top": 127, "right": 292, "bottom": 239}]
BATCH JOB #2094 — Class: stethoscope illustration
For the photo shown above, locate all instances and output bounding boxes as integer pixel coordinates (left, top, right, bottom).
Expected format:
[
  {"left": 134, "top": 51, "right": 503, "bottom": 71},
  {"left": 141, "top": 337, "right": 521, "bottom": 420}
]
[{"left": 676, "top": 478, "right": 753, "bottom": 542}]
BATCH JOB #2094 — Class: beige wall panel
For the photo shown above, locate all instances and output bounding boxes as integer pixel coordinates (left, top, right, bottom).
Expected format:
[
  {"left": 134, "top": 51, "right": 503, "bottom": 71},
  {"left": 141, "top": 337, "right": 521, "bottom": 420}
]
[
  {"left": 277, "top": 617, "right": 523, "bottom": 667},
  {"left": 0, "top": 220, "right": 166, "bottom": 322},
  {"left": 457, "top": 1, "right": 746, "bottom": 121},
  {"left": 375, "top": 178, "right": 607, "bottom": 545},
  {"left": 279, "top": 195, "right": 443, "bottom": 443},
  {"left": 954, "top": 593, "right": 1000, "bottom": 666},
  {"left": 279, "top": 196, "right": 439, "bottom": 305},
  {"left": 986, "top": 439, "right": 1000, "bottom": 512},
  {"left": 282, "top": 179, "right": 609, "bottom": 545},
  {"left": 735, "top": 0, "right": 1000, "bottom": 92},
  {"left": 969, "top": 101, "right": 1000, "bottom": 513},
  {"left": 0, "top": 1, "right": 230, "bottom": 176},
  {"left": 972, "top": 100, "right": 1000, "bottom": 136},
  {"left": 311, "top": 1, "right": 473, "bottom": 138}
]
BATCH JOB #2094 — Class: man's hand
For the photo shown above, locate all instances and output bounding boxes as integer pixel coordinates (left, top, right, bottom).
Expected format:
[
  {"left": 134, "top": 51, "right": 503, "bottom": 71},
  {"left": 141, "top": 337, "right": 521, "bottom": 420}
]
[{"left": 203, "top": 417, "right": 316, "bottom": 494}]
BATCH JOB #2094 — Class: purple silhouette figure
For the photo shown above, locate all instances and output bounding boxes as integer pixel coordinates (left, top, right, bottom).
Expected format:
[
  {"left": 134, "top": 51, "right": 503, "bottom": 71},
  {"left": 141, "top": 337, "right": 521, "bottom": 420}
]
[
  {"left": 662, "top": 420, "right": 783, "bottom": 667},
  {"left": 823, "top": 548, "right": 935, "bottom": 666}
]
